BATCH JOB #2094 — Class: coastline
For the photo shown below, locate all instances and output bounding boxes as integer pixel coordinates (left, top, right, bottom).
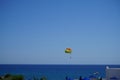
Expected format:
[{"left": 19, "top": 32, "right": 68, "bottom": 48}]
[{"left": 0, "top": 65, "right": 120, "bottom": 80}]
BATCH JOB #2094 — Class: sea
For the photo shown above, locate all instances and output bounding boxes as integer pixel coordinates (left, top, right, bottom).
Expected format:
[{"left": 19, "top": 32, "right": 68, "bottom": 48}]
[{"left": 0, "top": 64, "right": 120, "bottom": 80}]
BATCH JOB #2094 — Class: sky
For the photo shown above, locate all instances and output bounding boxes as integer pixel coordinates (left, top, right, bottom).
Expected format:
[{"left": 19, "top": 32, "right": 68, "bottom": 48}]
[{"left": 0, "top": 0, "right": 120, "bottom": 64}]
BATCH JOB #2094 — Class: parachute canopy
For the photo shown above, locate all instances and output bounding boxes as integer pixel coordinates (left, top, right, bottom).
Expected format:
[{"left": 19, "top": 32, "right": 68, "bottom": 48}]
[{"left": 65, "top": 48, "right": 72, "bottom": 54}]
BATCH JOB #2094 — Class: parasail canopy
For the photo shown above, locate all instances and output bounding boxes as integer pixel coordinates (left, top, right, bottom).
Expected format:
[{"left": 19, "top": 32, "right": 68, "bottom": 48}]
[{"left": 65, "top": 48, "right": 72, "bottom": 54}]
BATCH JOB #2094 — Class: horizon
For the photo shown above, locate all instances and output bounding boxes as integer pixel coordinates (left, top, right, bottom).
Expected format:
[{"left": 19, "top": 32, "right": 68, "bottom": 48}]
[{"left": 0, "top": 63, "right": 120, "bottom": 65}]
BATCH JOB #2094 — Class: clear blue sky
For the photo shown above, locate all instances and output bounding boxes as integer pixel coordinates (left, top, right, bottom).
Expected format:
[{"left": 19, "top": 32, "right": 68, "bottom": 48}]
[{"left": 0, "top": 0, "right": 120, "bottom": 64}]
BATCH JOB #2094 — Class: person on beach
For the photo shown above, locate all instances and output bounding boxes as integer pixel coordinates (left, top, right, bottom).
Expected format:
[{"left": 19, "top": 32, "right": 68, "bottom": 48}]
[
  {"left": 79, "top": 76, "right": 82, "bottom": 80},
  {"left": 99, "top": 77, "right": 102, "bottom": 80},
  {"left": 66, "top": 76, "right": 69, "bottom": 80},
  {"left": 65, "top": 76, "right": 72, "bottom": 80}
]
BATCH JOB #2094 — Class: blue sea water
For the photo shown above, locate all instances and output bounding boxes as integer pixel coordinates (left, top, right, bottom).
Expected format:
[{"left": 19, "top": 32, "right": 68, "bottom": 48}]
[{"left": 0, "top": 65, "right": 120, "bottom": 80}]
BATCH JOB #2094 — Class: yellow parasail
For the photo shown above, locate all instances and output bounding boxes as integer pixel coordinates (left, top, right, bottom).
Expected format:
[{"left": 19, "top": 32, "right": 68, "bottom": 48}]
[{"left": 65, "top": 48, "right": 72, "bottom": 54}]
